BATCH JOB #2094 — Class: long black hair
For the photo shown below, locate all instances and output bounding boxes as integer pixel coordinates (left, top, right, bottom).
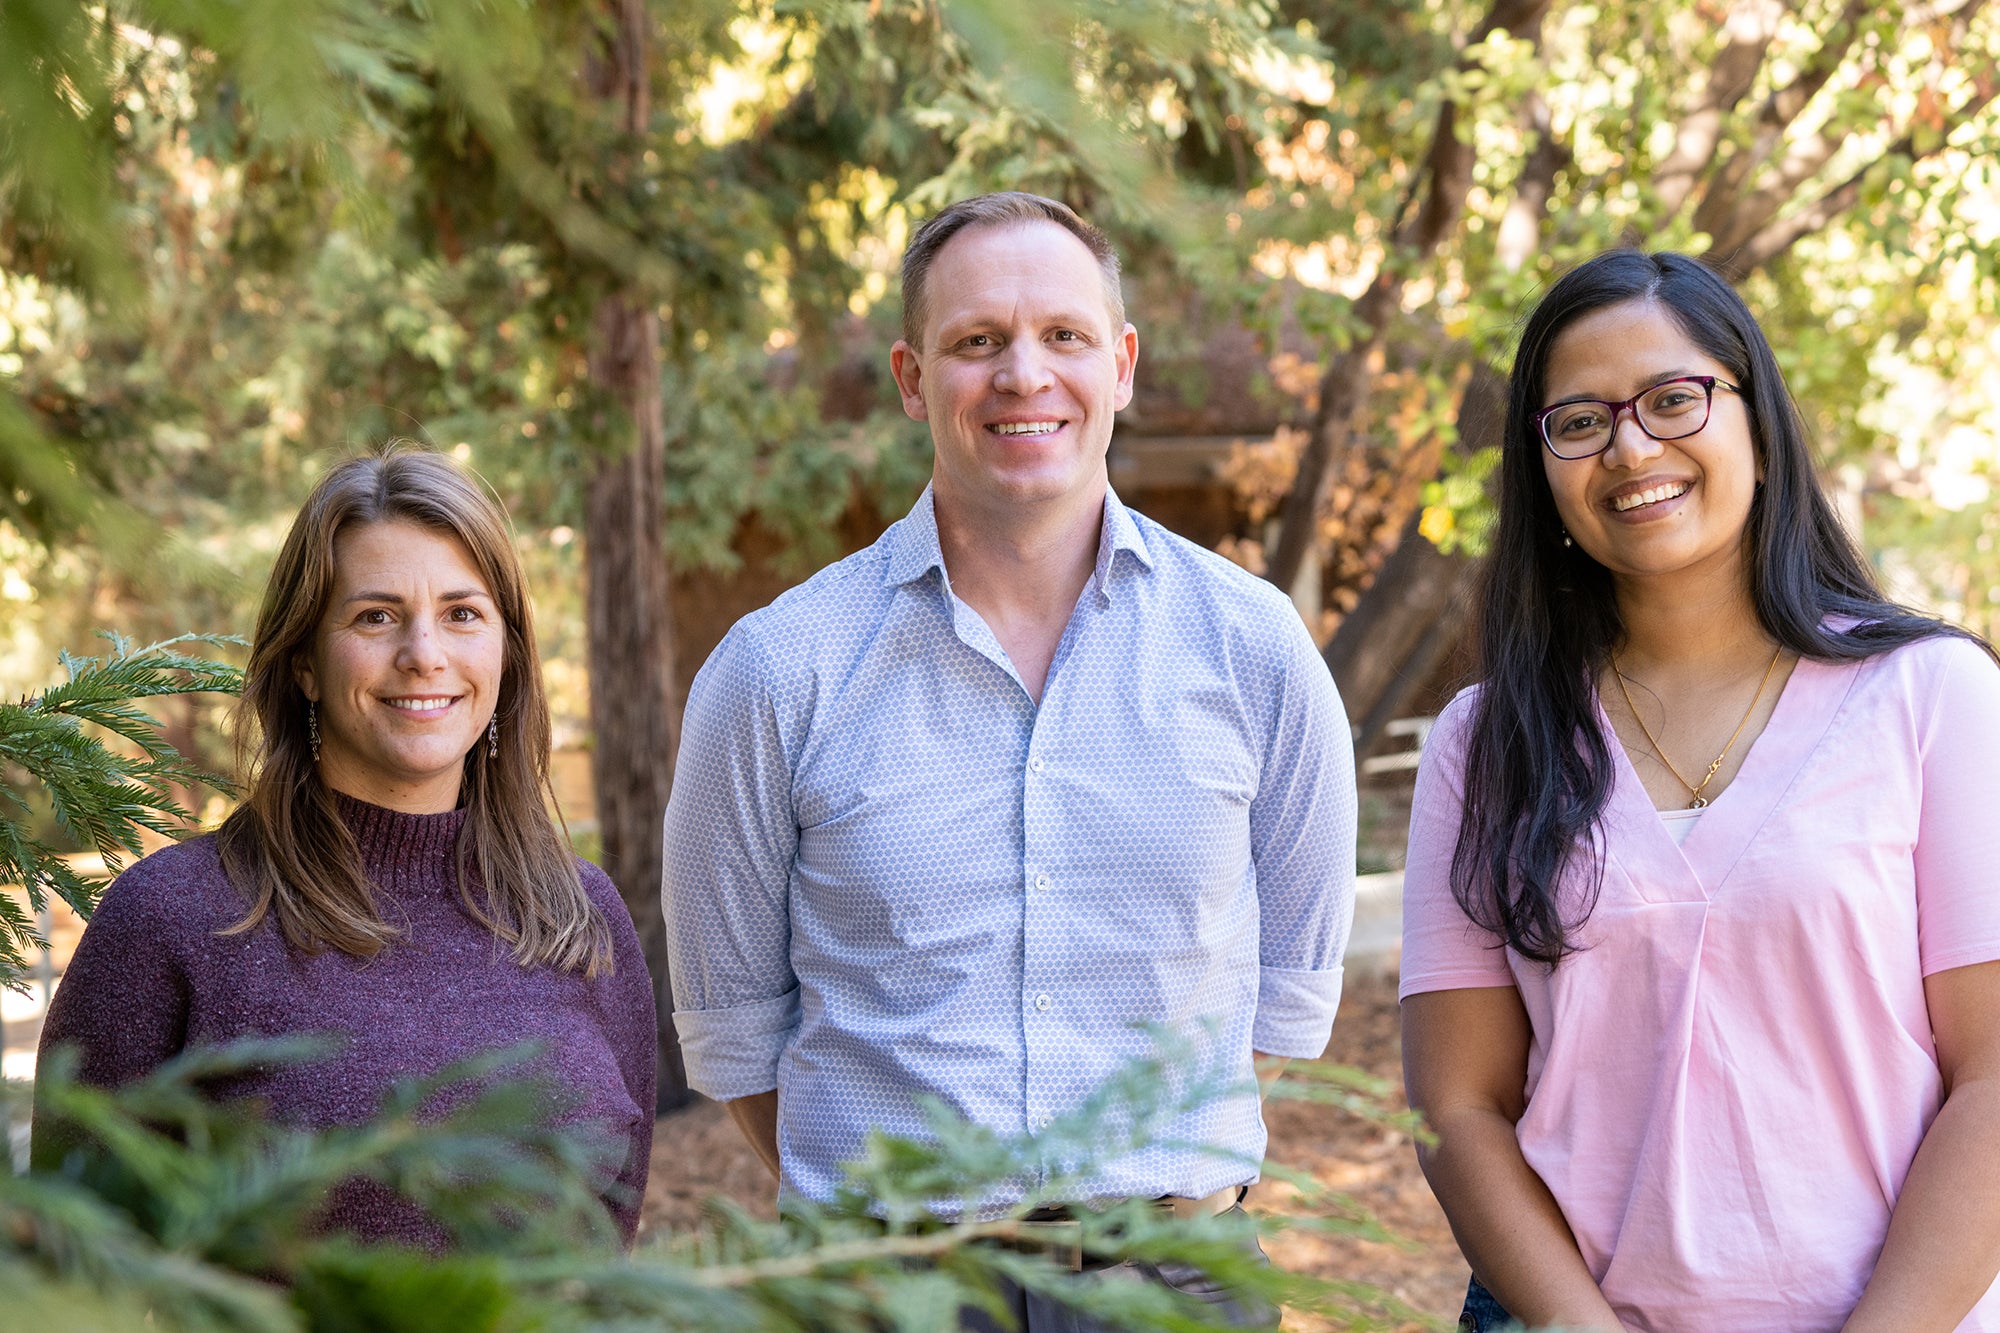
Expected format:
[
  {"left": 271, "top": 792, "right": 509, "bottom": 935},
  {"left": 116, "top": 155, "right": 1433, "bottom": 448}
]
[{"left": 1455, "top": 250, "right": 1975, "bottom": 966}]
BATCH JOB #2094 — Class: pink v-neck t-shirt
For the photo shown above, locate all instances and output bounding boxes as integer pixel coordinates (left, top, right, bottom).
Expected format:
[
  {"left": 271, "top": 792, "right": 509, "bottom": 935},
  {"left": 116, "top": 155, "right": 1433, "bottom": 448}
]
[{"left": 1401, "top": 635, "right": 2000, "bottom": 1333}]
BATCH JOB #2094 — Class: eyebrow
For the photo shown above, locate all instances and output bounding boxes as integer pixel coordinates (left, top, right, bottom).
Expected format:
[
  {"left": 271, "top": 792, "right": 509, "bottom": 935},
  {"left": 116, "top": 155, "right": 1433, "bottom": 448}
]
[
  {"left": 939, "top": 312, "right": 1101, "bottom": 338},
  {"left": 342, "top": 589, "right": 493, "bottom": 605},
  {"left": 1544, "top": 369, "right": 1708, "bottom": 404}
]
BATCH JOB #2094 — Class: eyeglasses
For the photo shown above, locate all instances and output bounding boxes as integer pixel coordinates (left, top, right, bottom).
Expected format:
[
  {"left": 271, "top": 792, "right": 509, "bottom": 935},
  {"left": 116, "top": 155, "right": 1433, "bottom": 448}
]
[{"left": 1533, "top": 375, "right": 1741, "bottom": 460}]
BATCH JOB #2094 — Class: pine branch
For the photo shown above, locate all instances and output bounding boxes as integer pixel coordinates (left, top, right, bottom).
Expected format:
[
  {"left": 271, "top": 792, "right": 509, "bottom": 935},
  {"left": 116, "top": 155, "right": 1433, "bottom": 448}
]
[
  {"left": 0, "top": 632, "right": 244, "bottom": 992},
  {"left": 15, "top": 1032, "right": 1426, "bottom": 1331}
]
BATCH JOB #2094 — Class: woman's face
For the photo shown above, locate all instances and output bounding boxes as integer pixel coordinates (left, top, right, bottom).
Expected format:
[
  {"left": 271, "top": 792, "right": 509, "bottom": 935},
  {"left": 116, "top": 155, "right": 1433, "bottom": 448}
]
[
  {"left": 1539, "top": 297, "right": 1761, "bottom": 593},
  {"left": 295, "top": 520, "right": 506, "bottom": 813}
]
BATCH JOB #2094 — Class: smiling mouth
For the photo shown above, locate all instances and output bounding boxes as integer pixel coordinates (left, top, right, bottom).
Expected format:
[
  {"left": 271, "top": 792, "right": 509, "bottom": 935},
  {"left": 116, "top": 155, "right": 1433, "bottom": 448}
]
[
  {"left": 1610, "top": 481, "right": 1692, "bottom": 513},
  {"left": 988, "top": 420, "right": 1063, "bottom": 437},
  {"left": 383, "top": 696, "right": 456, "bottom": 715}
]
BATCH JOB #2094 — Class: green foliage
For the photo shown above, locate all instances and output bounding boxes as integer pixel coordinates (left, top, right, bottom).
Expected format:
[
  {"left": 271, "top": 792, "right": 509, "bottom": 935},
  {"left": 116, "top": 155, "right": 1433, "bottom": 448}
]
[
  {"left": 1417, "top": 447, "right": 1500, "bottom": 558},
  {"left": 0, "top": 633, "right": 241, "bottom": 992},
  {"left": 6, "top": 1034, "right": 1429, "bottom": 1331},
  {"left": 8, "top": 0, "right": 2000, "bottom": 656}
]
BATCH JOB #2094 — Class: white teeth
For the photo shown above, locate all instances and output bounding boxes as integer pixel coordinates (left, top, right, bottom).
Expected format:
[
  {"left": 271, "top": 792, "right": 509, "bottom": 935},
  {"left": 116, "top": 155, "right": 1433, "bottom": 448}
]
[
  {"left": 990, "top": 421, "right": 1061, "bottom": 436},
  {"left": 1611, "top": 481, "right": 1691, "bottom": 513},
  {"left": 385, "top": 698, "right": 453, "bottom": 713}
]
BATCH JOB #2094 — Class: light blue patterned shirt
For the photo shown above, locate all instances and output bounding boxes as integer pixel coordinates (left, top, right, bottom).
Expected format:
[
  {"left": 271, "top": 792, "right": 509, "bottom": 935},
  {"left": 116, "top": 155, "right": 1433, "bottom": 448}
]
[{"left": 662, "top": 486, "right": 1356, "bottom": 1208}]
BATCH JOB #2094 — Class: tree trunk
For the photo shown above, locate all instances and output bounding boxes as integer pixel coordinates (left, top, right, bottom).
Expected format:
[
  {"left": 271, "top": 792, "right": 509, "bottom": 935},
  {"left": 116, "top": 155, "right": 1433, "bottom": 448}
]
[
  {"left": 1324, "top": 508, "right": 1478, "bottom": 755},
  {"left": 584, "top": 296, "right": 691, "bottom": 1112},
  {"left": 1264, "top": 0, "right": 1550, "bottom": 595},
  {"left": 1320, "top": 360, "right": 1507, "bottom": 749},
  {"left": 1266, "top": 275, "right": 1401, "bottom": 594},
  {"left": 583, "top": 0, "right": 691, "bottom": 1113}
]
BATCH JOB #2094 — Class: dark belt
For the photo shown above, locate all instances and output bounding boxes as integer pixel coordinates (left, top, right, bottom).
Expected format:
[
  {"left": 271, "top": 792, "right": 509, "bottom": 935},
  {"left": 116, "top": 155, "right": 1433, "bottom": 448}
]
[{"left": 1009, "top": 1186, "right": 1249, "bottom": 1272}]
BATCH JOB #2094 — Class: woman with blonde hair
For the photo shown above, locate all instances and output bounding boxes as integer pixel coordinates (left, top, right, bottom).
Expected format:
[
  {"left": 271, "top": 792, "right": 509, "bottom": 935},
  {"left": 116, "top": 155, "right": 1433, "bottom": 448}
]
[{"left": 40, "top": 448, "right": 656, "bottom": 1244}]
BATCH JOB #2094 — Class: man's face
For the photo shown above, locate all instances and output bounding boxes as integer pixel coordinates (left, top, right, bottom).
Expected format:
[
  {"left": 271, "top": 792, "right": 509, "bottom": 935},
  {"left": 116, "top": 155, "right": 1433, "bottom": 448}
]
[{"left": 890, "top": 220, "right": 1137, "bottom": 521}]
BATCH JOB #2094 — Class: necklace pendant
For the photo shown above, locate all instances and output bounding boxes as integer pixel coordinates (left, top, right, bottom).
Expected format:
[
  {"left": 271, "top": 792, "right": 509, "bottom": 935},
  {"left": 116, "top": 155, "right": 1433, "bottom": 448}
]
[{"left": 1688, "top": 795, "right": 1709, "bottom": 810}]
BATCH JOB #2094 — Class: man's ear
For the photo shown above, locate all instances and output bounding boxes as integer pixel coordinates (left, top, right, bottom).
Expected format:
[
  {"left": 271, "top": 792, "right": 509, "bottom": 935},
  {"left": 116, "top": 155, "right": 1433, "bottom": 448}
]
[
  {"left": 890, "top": 340, "right": 928, "bottom": 423},
  {"left": 1112, "top": 323, "right": 1138, "bottom": 412}
]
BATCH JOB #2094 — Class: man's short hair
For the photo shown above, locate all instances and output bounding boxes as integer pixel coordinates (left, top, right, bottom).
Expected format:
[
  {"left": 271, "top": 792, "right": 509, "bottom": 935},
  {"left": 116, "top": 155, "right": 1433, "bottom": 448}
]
[{"left": 899, "top": 192, "right": 1126, "bottom": 348}]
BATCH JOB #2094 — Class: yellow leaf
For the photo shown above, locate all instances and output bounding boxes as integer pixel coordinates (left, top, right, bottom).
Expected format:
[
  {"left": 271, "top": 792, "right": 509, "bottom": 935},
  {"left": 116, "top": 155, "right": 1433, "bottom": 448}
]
[{"left": 1419, "top": 505, "right": 1455, "bottom": 546}]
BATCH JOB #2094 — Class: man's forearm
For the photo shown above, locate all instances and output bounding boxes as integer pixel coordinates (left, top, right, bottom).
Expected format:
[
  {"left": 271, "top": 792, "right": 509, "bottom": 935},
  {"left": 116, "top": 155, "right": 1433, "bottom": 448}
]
[{"left": 724, "top": 1090, "right": 782, "bottom": 1180}]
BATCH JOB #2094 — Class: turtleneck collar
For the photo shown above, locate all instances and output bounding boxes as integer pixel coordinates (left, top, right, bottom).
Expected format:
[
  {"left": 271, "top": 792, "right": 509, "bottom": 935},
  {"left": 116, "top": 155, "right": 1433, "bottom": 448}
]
[{"left": 332, "top": 791, "right": 467, "bottom": 895}]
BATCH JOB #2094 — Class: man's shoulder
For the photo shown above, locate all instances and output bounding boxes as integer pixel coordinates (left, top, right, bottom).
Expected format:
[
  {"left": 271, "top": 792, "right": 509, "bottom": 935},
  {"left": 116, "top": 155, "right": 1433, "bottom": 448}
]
[
  {"left": 720, "top": 537, "right": 899, "bottom": 656},
  {"left": 689, "top": 528, "right": 912, "bottom": 709},
  {"left": 1124, "top": 507, "right": 1315, "bottom": 637}
]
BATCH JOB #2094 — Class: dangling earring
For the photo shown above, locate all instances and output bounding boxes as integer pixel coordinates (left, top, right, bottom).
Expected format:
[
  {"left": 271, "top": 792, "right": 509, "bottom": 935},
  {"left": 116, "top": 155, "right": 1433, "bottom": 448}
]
[
  {"left": 308, "top": 701, "right": 321, "bottom": 763},
  {"left": 1561, "top": 529, "right": 1574, "bottom": 549},
  {"left": 488, "top": 715, "right": 499, "bottom": 759}
]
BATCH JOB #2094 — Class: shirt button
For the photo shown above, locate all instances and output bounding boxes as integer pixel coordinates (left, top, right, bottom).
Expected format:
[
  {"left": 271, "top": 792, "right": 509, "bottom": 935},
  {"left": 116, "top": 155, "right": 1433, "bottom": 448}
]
[
  {"left": 1033, "top": 874, "right": 1050, "bottom": 892},
  {"left": 1029, "top": 756, "right": 1045, "bottom": 773},
  {"left": 1034, "top": 993, "right": 1052, "bottom": 1011}
]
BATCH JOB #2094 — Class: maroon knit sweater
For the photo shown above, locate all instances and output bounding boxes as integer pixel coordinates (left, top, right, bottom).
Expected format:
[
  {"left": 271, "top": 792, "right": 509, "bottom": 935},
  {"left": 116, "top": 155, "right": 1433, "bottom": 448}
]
[{"left": 36, "top": 795, "right": 657, "bottom": 1245}]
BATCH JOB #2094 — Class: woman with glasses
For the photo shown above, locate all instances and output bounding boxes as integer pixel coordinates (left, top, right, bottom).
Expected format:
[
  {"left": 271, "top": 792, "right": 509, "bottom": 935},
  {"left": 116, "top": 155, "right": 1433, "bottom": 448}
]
[{"left": 1400, "top": 250, "right": 2000, "bottom": 1332}]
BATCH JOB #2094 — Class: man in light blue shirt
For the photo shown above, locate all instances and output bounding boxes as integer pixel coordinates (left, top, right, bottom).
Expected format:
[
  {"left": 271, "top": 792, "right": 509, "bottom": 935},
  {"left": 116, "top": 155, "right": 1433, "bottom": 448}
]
[{"left": 662, "top": 193, "right": 1356, "bottom": 1321}]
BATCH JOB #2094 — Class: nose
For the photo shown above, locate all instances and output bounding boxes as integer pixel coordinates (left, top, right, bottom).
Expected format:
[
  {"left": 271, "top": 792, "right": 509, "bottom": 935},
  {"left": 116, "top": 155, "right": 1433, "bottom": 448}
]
[
  {"left": 396, "top": 619, "right": 449, "bottom": 673},
  {"left": 1600, "top": 403, "right": 1663, "bottom": 467},
  {"left": 992, "top": 340, "right": 1055, "bottom": 396}
]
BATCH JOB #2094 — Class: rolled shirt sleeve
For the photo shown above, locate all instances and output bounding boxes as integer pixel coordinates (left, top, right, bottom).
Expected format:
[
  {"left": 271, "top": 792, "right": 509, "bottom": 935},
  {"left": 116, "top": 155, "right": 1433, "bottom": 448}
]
[
  {"left": 662, "top": 625, "right": 804, "bottom": 1100},
  {"left": 1247, "top": 611, "right": 1358, "bottom": 1058}
]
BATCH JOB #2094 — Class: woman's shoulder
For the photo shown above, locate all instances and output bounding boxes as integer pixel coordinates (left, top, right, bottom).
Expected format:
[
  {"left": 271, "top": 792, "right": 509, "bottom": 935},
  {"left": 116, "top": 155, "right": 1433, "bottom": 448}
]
[
  {"left": 573, "top": 857, "right": 639, "bottom": 927},
  {"left": 86, "top": 834, "right": 242, "bottom": 942},
  {"left": 1850, "top": 629, "right": 2000, "bottom": 701},
  {"left": 1427, "top": 684, "right": 1486, "bottom": 751},
  {"left": 570, "top": 857, "right": 651, "bottom": 990},
  {"left": 99, "top": 834, "right": 235, "bottom": 909}
]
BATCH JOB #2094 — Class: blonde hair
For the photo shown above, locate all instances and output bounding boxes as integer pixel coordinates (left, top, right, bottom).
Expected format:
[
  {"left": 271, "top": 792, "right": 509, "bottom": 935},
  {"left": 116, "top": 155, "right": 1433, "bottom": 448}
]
[{"left": 216, "top": 446, "right": 614, "bottom": 974}]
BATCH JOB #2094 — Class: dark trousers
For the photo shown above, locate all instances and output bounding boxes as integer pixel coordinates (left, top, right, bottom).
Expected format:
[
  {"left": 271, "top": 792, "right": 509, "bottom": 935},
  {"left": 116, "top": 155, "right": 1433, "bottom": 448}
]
[
  {"left": 1457, "top": 1276, "right": 1518, "bottom": 1333},
  {"left": 957, "top": 1218, "right": 1280, "bottom": 1332}
]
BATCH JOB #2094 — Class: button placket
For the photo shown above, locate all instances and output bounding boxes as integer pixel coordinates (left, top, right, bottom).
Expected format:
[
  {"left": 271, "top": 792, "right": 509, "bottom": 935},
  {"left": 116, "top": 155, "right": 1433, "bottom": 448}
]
[{"left": 1021, "top": 711, "right": 1062, "bottom": 1162}]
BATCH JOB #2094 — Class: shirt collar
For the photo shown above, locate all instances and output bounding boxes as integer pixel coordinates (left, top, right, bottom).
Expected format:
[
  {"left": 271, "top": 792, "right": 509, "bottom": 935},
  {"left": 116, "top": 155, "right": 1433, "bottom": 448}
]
[
  {"left": 883, "top": 484, "right": 949, "bottom": 587},
  {"left": 883, "top": 484, "right": 1156, "bottom": 591}
]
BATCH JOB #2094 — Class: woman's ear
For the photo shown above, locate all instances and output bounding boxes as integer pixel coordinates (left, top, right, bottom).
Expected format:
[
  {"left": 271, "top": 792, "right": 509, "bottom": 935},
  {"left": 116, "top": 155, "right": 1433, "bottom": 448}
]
[{"left": 293, "top": 657, "right": 318, "bottom": 703}]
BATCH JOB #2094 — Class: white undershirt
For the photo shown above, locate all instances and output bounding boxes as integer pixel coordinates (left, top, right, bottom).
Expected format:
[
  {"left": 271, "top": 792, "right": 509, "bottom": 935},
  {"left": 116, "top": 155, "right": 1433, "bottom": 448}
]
[{"left": 1657, "top": 805, "right": 1706, "bottom": 846}]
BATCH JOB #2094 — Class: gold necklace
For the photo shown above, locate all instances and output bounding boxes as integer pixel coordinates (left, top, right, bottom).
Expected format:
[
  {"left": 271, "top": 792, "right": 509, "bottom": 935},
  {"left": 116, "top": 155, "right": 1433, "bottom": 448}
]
[{"left": 1612, "top": 645, "right": 1784, "bottom": 809}]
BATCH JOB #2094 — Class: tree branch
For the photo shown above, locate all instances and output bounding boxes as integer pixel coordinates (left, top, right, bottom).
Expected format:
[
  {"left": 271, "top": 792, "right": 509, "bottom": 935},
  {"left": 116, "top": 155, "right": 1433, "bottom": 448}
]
[
  {"left": 1394, "top": 0, "right": 1551, "bottom": 253},
  {"left": 1709, "top": 0, "right": 1995, "bottom": 255},
  {"left": 1692, "top": 0, "right": 1875, "bottom": 238},
  {"left": 1705, "top": 119, "right": 1847, "bottom": 255},
  {"left": 1650, "top": 0, "right": 1791, "bottom": 224},
  {"left": 1496, "top": 90, "right": 1570, "bottom": 271},
  {"left": 1721, "top": 65, "right": 2000, "bottom": 275}
]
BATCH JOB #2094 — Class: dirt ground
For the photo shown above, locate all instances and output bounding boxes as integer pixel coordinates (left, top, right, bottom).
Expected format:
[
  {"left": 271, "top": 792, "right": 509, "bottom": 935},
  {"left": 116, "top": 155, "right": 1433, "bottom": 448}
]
[{"left": 639, "top": 968, "right": 1466, "bottom": 1332}]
